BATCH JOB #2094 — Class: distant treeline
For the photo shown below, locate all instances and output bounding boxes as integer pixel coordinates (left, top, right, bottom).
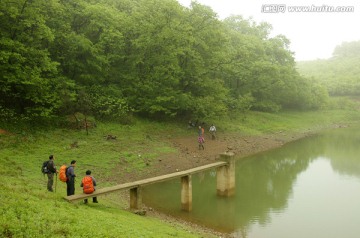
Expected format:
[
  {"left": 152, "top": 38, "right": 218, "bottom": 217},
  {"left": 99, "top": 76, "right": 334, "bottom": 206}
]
[
  {"left": 297, "top": 41, "right": 360, "bottom": 97},
  {"left": 0, "top": 0, "right": 328, "bottom": 123}
]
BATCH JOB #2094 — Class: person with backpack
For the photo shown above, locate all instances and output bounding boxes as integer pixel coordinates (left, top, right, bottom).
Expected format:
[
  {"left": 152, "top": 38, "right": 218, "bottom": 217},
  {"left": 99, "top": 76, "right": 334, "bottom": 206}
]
[
  {"left": 66, "top": 160, "right": 77, "bottom": 196},
  {"left": 58, "top": 164, "right": 68, "bottom": 182},
  {"left": 45, "top": 155, "right": 58, "bottom": 192},
  {"left": 80, "top": 170, "right": 98, "bottom": 204}
]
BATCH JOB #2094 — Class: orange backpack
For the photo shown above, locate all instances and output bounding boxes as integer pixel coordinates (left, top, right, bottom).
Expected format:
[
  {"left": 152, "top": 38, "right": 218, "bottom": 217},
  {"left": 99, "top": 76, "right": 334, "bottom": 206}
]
[
  {"left": 82, "top": 176, "right": 94, "bottom": 194},
  {"left": 59, "top": 165, "right": 68, "bottom": 182}
]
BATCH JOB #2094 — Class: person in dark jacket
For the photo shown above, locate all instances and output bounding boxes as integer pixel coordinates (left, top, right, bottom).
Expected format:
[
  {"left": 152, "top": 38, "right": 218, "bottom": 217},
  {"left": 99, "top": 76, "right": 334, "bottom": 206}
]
[
  {"left": 47, "top": 155, "right": 57, "bottom": 192},
  {"left": 66, "top": 160, "right": 76, "bottom": 196}
]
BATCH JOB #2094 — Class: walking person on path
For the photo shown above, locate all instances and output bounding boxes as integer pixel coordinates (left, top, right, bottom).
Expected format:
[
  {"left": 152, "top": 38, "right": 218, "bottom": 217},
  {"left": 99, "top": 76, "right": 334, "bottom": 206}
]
[
  {"left": 66, "top": 160, "right": 77, "bottom": 196},
  {"left": 198, "top": 126, "right": 205, "bottom": 150},
  {"left": 198, "top": 125, "right": 205, "bottom": 138},
  {"left": 198, "top": 135, "right": 205, "bottom": 150},
  {"left": 209, "top": 124, "right": 216, "bottom": 140}
]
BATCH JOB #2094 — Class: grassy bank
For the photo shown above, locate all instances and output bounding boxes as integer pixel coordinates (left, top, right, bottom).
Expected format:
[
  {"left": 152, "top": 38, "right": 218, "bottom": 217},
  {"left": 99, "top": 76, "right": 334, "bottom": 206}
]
[{"left": 1, "top": 109, "right": 360, "bottom": 237}]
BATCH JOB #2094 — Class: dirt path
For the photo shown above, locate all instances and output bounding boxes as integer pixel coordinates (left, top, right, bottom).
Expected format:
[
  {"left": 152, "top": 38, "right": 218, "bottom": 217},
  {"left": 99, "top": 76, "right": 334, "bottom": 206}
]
[{"left": 128, "top": 131, "right": 303, "bottom": 181}]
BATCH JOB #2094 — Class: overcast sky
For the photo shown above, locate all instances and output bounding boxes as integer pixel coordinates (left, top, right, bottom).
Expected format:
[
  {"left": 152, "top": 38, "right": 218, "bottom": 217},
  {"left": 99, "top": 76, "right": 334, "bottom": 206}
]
[{"left": 177, "top": 0, "right": 360, "bottom": 61}]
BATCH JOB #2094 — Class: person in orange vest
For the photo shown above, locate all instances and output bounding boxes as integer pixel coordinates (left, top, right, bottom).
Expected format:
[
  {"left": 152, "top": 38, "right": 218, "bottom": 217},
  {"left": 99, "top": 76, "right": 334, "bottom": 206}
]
[
  {"left": 198, "top": 125, "right": 205, "bottom": 138},
  {"left": 80, "top": 170, "right": 98, "bottom": 204}
]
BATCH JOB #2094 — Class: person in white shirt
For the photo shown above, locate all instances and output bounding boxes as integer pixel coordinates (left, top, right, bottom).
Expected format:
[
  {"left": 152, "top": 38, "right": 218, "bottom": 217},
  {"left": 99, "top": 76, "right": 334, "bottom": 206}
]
[{"left": 209, "top": 124, "right": 216, "bottom": 140}]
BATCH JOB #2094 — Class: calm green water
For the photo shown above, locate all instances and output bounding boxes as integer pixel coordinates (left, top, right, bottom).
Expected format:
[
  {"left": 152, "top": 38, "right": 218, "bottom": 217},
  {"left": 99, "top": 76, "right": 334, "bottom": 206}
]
[{"left": 142, "top": 126, "right": 360, "bottom": 238}]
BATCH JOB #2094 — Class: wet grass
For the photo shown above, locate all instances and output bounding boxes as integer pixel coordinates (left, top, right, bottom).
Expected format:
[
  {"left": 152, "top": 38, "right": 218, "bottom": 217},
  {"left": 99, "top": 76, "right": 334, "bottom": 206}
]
[{"left": 1, "top": 109, "right": 360, "bottom": 237}]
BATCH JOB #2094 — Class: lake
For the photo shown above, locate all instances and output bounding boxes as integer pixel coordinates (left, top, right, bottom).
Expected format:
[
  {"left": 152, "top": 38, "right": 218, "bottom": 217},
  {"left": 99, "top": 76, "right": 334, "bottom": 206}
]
[{"left": 142, "top": 126, "right": 360, "bottom": 237}]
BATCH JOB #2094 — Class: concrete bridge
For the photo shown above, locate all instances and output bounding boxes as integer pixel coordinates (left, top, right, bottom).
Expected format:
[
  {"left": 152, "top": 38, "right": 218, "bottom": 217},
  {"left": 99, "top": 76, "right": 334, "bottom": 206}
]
[{"left": 65, "top": 152, "right": 235, "bottom": 211}]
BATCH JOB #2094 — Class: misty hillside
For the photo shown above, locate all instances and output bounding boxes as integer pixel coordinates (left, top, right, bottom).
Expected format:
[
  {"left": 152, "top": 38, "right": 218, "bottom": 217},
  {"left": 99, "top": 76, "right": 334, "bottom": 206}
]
[{"left": 297, "top": 41, "right": 360, "bottom": 96}]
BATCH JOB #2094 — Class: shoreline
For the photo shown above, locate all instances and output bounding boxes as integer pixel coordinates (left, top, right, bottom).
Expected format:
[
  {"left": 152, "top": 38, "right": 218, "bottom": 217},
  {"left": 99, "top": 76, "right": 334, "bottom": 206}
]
[
  {"left": 121, "top": 130, "right": 316, "bottom": 237},
  {"left": 115, "top": 124, "right": 350, "bottom": 237},
  {"left": 121, "top": 129, "right": 315, "bottom": 183}
]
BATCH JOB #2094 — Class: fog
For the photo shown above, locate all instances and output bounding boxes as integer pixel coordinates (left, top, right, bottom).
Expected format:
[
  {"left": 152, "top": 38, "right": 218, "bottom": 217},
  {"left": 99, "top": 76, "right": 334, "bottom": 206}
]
[{"left": 178, "top": 0, "right": 360, "bottom": 61}]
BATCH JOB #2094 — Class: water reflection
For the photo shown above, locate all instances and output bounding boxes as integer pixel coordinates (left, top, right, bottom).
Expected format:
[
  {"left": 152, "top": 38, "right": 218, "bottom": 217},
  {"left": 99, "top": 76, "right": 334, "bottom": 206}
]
[
  {"left": 320, "top": 128, "right": 360, "bottom": 178},
  {"left": 142, "top": 126, "right": 360, "bottom": 237}
]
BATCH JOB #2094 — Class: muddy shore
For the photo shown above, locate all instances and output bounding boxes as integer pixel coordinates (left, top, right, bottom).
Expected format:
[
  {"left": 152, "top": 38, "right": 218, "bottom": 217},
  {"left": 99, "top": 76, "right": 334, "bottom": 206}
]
[{"left": 118, "top": 130, "right": 315, "bottom": 237}]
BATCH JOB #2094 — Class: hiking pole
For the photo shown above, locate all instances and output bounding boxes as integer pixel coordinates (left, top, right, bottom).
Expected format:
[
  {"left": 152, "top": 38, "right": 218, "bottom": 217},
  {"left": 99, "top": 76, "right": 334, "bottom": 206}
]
[{"left": 55, "top": 173, "right": 57, "bottom": 193}]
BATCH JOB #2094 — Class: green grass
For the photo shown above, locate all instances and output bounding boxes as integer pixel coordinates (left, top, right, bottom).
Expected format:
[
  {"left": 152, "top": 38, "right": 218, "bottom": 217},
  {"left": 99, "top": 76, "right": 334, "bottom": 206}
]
[
  {"left": 1, "top": 109, "right": 360, "bottom": 237},
  {"left": 0, "top": 120, "right": 206, "bottom": 238},
  {"left": 212, "top": 109, "right": 360, "bottom": 135}
]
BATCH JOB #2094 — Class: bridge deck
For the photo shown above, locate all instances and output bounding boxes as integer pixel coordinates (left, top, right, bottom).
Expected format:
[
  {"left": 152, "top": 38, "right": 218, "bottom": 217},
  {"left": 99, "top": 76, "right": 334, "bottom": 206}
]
[{"left": 65, "top": 161, "right": 227, "bottom": 202}]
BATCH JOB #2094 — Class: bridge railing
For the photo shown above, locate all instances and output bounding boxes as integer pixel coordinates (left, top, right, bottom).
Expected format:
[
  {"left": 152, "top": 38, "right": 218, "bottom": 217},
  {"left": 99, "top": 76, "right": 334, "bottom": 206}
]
[{"left": 65, "top": 152, "right": 235, "bottom": 211}]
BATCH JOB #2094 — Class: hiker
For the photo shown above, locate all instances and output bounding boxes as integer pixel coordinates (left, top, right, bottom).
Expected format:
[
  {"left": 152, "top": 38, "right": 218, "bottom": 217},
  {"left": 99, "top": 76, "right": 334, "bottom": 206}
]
[
  {"left": 198, "top": 125, "right": 204, "bottom": 138},
  {"left": 209, "top": 124, "right": 216, "bottom": 140},
  {"left": 188, "top": 120, "right": 193, "bottom": 129},
  {"left": 66, "top": 160, "right": 76, "bottom": 196},
  {"left": 46, "top": 155, "right": 58, "bottom": 192},
  {"left": 80, "top": 170, "right": 98, "bottom": 204},
  {"left": 198, "top": 125, "right": 205, "bottom": 149},
  {"left": 198, "top": 135, "right": 205, "bottom": 150}
]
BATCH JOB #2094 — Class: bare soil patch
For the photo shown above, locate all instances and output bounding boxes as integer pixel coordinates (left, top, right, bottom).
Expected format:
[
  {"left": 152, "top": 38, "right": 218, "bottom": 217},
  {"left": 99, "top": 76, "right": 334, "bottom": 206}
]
[
  {"left": 0, "top": 129, "right": 11, "bottom": 135},
  {"left": 118, "top": 131, "right": 308, "bottom": 183}
]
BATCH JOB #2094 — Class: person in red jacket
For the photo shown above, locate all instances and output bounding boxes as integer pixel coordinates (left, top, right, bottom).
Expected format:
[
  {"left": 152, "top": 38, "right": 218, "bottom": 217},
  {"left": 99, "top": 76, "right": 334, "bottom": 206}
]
[{"left": 80, "top": 170, "right": 98, "bottom": 204}]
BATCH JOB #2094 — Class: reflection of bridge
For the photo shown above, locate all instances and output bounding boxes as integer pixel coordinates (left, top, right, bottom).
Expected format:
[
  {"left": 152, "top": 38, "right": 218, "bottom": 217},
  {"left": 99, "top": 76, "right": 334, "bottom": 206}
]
[{"left": 65, "top": 152, "right": 235, "bottom": 211}]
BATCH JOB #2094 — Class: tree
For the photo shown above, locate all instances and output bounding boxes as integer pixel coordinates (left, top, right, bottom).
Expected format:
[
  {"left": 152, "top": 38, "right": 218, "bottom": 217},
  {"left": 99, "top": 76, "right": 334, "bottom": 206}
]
[
  {"left": 0, "top": 0, "right": 331, "bottom": 123},
  {"left": 0, "top": 0, "right": 70, "bottom": 120}
]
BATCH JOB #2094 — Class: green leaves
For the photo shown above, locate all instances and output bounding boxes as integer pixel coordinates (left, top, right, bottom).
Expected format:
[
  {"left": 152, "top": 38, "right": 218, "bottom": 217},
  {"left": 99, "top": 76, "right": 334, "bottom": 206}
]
[
  {"left": 0, "top": 0, "right": 64, "bottom": 120},
  {"left": 0, "top": 0, "right": 329, "bottom": 123}
]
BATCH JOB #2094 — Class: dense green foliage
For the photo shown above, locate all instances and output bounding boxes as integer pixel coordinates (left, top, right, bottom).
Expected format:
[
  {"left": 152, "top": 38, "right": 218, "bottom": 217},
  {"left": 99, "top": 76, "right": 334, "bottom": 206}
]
[
  {"left": 297, "top": 40, "right": 360, "bottom": 96},
  {"left": 0, "top": 0, "right": 327, "bottom": 123}
]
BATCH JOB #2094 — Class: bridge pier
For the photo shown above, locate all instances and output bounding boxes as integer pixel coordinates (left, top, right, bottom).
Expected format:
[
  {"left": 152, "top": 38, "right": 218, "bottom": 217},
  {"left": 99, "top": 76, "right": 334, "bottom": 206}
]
[
  {"left": 65, "top": 158, "right": 235, "bottom": 211},
  {"left": 217, "top": 152, "right": 235, "bottom": 196},
  {"left": 130, "top": 187, "right": 142, "bottom": 209},
  {"left": 181, "top": 175, "right": 192, "bottom": 211}
]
